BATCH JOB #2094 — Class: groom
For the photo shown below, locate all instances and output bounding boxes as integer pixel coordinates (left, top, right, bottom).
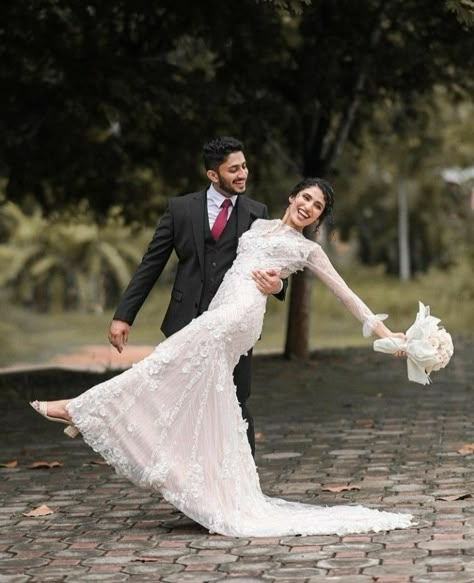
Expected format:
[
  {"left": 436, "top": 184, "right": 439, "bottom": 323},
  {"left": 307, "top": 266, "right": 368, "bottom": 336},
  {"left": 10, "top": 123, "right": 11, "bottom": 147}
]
[{"left": 109, "top": 136, "right": 285, "bottom": 455}]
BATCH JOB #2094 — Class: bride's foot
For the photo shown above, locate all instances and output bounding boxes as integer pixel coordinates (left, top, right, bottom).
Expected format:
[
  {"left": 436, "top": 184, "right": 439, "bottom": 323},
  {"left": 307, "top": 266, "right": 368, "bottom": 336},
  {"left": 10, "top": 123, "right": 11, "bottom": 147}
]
[
  {"left": 30, "top": 399, "right": 72, "bottom": 422},
  {"left": 30, "top": 399, "right": 80, "bottom": 439}
]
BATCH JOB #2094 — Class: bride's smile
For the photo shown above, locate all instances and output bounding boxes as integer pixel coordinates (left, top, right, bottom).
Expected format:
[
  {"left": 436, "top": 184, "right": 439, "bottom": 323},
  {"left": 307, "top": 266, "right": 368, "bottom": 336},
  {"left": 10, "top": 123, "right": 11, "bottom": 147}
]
[{"left": 282, "top": 185, "right": 326, "bottom": 232}]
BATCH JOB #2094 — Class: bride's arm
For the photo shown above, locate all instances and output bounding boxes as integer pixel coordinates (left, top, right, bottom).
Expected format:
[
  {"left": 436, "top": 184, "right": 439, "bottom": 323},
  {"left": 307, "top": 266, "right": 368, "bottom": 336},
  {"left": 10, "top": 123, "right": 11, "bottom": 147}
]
[{"left": 304, "top": 244, "right": 404, "bottom": 341}]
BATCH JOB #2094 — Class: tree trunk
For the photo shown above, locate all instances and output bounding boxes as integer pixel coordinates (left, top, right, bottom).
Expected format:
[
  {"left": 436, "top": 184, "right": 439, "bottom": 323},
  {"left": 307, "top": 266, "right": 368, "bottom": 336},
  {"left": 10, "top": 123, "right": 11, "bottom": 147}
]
[
  {"left": 284, "top": 269, "right": 312, "bottom": 359},
  {"left": 398, "top": 179, "right": 411, "bottom": 281},
  {"left": 283, "top": 3, "right": 395, "bottom": 359}
]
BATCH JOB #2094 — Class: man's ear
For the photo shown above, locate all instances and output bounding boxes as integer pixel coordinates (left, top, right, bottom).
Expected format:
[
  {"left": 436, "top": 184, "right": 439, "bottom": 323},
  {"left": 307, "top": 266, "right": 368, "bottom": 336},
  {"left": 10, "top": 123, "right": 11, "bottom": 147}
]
[{"left": 207, "top": 169, "right": 218, "bottom": 183}]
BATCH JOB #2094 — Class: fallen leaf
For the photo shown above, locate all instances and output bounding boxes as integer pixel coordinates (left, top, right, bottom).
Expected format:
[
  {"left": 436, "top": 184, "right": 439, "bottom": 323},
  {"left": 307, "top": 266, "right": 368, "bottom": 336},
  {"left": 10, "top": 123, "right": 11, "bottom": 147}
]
[
  {"left": 0, "top": 460, "right": 18, "bottom": 468},
  {"left": 436, "top": 493, "right": 473, "bottom": 502},
  {"left": 322, "top": 484, "right": 361, "bottom": 493},
  {"left": 457, "top": 444, "right": 474, "bottom": 456},
  {"left": 356, "top": 420, "right": 374, "bottom": 428},
  {"left": 29, "top": 461, "right": 63, "bottom": 469},
  {"left": 23, "top": 505, "right": 55, "bottom": 517},
  {"left": 82, "top": 459, "right": 108, "bottom": 467}
]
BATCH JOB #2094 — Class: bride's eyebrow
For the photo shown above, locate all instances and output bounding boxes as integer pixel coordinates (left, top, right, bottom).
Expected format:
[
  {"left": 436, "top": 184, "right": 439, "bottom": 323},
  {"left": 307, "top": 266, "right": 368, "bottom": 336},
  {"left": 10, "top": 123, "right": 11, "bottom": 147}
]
[{"left": 308, "top": 195, "right": 324, "bottom": 208}]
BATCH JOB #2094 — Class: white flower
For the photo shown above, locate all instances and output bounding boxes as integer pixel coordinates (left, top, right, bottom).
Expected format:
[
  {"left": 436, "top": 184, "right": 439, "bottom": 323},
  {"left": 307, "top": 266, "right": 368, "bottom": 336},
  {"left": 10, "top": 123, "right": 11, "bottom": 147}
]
[{"left": 374, "top": 302, "right": 454, "bottom": 385}]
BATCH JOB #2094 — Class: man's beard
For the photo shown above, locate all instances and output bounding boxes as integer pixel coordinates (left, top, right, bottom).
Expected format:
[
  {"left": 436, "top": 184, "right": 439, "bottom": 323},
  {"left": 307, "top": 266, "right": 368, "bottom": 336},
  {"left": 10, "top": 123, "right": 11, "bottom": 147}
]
[{"left": 217, "top": 175, "right": 246, "bottom": 196}]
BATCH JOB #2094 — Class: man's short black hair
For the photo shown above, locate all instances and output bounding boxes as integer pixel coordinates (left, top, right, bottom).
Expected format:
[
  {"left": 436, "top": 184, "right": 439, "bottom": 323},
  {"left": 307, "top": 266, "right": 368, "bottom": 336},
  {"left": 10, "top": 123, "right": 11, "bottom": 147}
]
[{"left": 203, "top": 136, "right": 244, "bottom": 171}]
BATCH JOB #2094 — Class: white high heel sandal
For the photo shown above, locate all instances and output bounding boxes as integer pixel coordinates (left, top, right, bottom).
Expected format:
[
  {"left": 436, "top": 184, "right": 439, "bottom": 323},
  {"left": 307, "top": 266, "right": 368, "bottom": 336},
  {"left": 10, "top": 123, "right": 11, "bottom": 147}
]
[{"left": 30, "top": 401, "right": 80, "bottom": 439}]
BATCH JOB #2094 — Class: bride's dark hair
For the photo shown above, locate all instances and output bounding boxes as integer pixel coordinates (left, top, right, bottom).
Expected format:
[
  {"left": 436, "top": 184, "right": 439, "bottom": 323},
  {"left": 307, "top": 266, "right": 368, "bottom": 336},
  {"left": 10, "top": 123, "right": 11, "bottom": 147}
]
[{"left": 289, "top": 177, "right": 335, "bottom": 231}]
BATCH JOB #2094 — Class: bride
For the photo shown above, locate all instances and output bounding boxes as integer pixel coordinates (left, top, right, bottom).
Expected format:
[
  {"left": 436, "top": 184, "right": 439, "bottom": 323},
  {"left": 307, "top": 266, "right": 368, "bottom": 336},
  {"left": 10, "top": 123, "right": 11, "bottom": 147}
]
[{"left": 31, "top": 178, "right": 412, "bottom": 537}]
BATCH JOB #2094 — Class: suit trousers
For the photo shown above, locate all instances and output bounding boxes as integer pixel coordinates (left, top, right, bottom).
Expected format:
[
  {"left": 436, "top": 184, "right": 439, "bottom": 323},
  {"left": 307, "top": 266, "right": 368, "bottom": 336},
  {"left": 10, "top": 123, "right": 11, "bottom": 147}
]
[{"left": 233, "top": 349, "right": 255, "bottom": 456}]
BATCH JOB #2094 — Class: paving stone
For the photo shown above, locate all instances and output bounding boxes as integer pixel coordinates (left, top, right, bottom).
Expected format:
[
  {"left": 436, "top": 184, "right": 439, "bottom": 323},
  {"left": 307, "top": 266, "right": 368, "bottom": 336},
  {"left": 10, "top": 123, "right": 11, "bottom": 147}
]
[
  {"left": 190, "top": 538, "right": 248, "bottom": 549},
  {"left": 359, "top": 479, "right": 394, "bottom": 488},
  {"left": 98, "top": 540, "right": 157, "bottom": 550},
  {"left": 162, "top": 572, "right": 222, "bottom": 582},
  {"left": 54, "top": 549, "right": 105, "bottom": 558},
  {"left": 418, "top": 539, "right": 474, "bottom": 551},
  {"left": 364, "top": 564, "right": 428, "bottom": 576},
  {"left": 322, "top": 542, "right": 383, "bottom": 552},
  {"left": 82, "top": 555, "right": 135, "bottom": 565},
  {"left": 368, "top": 548, "right": 428, "bottom": 560},
  {"left": 317, "top": 557, "right": 379, "bottom": 569},
  {"left": 131, "top": 546, "right": 195, "bottom": 558},
  {"left": 307, "top": 578, "right": 373, "bottom": 583},
  {"left": 391, "top": 484, "right": 426, "bottom": 492},
  {"left": 247, "top": 537, "right": 282, "bottom": 545},
  {"left": 10, "top": 542, "right": 67, "bottom": 552},
  {"left": 123, "top": 562, "right": 185, "bottom": 576},
  {"left": 262, "top": 452, "right": 302, "bottom": 459},
  {"left": 371, "top": 532, "right": 431, "bottom": 544},
  {"left": 230, "top": 545, "right": 289, "bottom": 557},
  {"left": 413, "top": 575, "right": 474, "bottom": 583},
  {"left": 68, "top": 575, "right": 129, "bottom": 582},
  {"left": 280, "top": 535, "right": 340, "bottom": 546},
  {"left": 278, "top": 550, "right": 331, "bottom": 562},
  {"left": 2, "top": 342, "right": 474, "bottom": 582},
  {"left": 329, "top": 449, "right": 370, "bottom": 456},
  {"left": 265, "top": 567, "right": 326, "bottom": 578},
  {"left": 0, "top": 558, "right": 49, "bottom": 569},
  {"left": 418, "top": 556, "right": 473, "bottom": 569},
  {"left": 462, "top": 556, "right": 474, "bottom": 568},
  {"left": 220, "top": 560, "right": 279, "bottom": 573},
  {"left": 25, "top": 566, "right": 89, "bottom": 579},
  {"left": 382, "top": 495, "right": 435, "bottom": 504},
  {"left": 177, "top": 552, "right": 237, "bottom": 565}
]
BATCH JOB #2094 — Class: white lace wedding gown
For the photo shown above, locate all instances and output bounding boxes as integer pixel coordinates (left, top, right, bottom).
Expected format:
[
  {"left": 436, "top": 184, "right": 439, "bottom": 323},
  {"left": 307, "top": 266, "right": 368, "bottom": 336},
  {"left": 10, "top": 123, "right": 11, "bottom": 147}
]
[{"left": 66, "top": 219, "right": 412, "bottom": 536}]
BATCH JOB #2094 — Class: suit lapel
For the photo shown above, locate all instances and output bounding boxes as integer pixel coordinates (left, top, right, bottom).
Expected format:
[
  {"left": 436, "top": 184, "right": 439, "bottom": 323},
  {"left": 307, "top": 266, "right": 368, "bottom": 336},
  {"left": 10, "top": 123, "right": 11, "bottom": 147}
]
[
  {"left": 191, "top": 190, "right": 206, "bottom": 275},
  {"left": 236, "top": 196, "right": 251, "bottom": 239}
]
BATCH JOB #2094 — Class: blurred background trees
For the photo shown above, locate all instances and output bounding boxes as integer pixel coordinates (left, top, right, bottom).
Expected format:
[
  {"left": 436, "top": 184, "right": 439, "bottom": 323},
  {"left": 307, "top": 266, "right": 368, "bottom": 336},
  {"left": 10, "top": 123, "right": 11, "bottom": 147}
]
[{"left": 0, "top": 0, "right": 473, "bottom": 362}]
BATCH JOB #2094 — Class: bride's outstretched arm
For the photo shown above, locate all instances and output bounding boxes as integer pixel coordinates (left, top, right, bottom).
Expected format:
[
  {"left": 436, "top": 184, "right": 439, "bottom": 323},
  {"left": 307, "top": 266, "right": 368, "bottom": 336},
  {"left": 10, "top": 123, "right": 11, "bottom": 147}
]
[{"left": 304, "top": 244, "right": 405, "bottom": 342}]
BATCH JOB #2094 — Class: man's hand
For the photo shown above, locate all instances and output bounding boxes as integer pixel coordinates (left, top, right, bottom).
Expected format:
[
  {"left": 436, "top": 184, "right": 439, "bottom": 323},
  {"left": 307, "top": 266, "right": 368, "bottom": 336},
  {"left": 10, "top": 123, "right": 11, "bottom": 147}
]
[
  {"left": 251, "top": 269, "right": 283, "bottom": 295},
  {"left": 108, "top": 319, "right": 130, "bottom": 353}
]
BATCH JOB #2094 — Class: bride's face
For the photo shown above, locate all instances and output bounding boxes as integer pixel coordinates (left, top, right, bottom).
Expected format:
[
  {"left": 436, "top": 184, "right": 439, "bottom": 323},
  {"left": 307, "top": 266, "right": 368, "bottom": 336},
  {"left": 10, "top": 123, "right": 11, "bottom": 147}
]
[{"left": 285, "top": 186, "right": 326, "bottom": 232}]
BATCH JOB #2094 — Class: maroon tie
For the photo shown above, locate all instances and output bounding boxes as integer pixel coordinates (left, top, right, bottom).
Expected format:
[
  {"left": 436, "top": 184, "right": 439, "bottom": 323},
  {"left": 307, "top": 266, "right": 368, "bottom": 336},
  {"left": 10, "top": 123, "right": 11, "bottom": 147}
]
[{"left": 211, "top": 199, "right": 232, "bottom": 241}]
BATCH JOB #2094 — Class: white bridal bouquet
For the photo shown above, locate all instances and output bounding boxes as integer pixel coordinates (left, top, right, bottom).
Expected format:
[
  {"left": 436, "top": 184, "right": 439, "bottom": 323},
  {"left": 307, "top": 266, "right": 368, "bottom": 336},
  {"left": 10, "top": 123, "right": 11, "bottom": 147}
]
[{"left": 373, "top": 302, "right": 454, "bottom": 385}]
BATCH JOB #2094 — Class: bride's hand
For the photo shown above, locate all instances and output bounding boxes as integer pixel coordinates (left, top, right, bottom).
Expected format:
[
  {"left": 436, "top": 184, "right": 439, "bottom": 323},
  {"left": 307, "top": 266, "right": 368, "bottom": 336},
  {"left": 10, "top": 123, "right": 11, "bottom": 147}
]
[
  {"left": 373, "top": 323, "right": 407, "bottom": 357},
  {"left": 389, "top": 334, "right": 407, "bottom": 358}
]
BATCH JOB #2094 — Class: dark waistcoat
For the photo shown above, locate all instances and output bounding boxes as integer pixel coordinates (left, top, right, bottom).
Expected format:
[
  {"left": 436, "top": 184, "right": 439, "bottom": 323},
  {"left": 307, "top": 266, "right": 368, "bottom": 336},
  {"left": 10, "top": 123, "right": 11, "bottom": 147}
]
[{"left": 198, "top": 206, "right": 238, "bottom": 314}]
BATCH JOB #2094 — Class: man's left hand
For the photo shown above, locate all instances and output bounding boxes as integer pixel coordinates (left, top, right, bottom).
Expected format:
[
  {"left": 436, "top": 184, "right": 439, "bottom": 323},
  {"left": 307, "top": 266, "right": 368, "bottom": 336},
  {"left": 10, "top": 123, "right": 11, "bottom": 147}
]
[{"left": 251, "top": 269, "right": 283, "bottom": 295}]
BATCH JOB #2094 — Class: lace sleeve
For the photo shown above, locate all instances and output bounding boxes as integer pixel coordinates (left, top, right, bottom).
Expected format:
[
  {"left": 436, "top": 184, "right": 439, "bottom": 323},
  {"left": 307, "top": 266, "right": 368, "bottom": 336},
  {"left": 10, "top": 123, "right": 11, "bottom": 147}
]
[{"left": 304, "top": 244, "right": 387, "bottom": 337}]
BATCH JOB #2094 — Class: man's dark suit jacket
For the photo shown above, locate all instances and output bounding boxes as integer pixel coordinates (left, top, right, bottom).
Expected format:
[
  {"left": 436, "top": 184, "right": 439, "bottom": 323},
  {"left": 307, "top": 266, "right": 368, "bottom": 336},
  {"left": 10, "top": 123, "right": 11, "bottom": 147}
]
[{"left": 113, "top": 189, "right": 285, "bottom": 337}]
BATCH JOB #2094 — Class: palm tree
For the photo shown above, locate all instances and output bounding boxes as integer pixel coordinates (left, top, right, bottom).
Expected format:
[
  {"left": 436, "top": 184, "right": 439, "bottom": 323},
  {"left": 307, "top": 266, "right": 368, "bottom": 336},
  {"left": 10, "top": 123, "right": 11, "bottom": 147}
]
[{"left": 0, "top": 203, "right": 151, "bottom": 312}]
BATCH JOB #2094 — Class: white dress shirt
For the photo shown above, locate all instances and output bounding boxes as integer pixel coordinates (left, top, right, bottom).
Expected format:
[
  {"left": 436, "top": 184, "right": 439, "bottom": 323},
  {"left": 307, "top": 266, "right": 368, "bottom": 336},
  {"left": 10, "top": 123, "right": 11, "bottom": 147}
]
[
  {"left": 206, "top": 184, "right": 283, "bottom": 293},
  {"left": 207, "top": 184, "right": 237, "bottom": 229}
]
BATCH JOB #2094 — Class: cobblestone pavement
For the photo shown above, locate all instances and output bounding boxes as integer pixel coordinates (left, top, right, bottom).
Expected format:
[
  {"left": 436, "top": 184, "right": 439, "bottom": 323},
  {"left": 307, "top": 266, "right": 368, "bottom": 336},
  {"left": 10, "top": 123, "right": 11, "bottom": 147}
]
[{"left": 1, "top": 338, "right": 473, "bottom": 582}]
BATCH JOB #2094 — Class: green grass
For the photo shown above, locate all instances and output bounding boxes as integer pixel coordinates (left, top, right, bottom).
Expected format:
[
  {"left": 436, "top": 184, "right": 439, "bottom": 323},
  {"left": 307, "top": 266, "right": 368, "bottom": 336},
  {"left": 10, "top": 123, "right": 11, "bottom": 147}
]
[
  {"left": 1, "top": 262, "right": 471, "bottom": 367},
  {"left": 263, "top": 262, "right": 471, "bottom": 350}
]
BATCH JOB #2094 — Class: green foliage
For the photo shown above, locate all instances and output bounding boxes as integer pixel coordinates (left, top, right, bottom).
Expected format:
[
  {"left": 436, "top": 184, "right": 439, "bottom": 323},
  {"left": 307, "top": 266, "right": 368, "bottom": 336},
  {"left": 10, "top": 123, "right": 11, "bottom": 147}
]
[
  {"left": 334, "top": 89, "right": 474, "bottom": 275},
  {"left": 0, "top": 255, "right": 471, "bottom": 367},
  {"left": 446, "top": 0, "right": 474, "bottom": 26},
  {"left": 1, "top": 1, "right": 473, "bottom": 358},
  {"left": 0, "top": 1, "right": 289, "bottom": 218},
  {"left": 1, "top": 1, "right": 473, "bottom": 221},
  {"left": 0, "top": 202, "right": 154, "bottom": 312}
]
